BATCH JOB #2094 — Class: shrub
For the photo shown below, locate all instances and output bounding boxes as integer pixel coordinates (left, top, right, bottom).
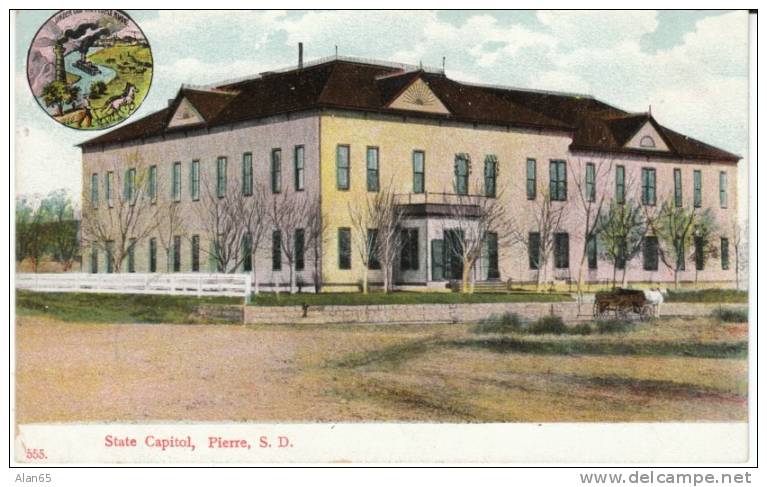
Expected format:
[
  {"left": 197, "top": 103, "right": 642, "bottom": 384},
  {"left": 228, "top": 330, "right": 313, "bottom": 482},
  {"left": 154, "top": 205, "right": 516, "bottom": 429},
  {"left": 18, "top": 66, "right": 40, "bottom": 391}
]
[
  {"left": 570, "top": 323, "right": 593, "bottom": 335},
  {"left": 529, "top": 315, "right": 567, "bottom": 335},
  {"left": 595, "top": 319, "right": 635, "bottom": 334},
  {"left": 711, "top": 307, "right": 748, "bottom": 323},
  {"left": 472, "top": 312, "right": 523, "bottom": 334}
]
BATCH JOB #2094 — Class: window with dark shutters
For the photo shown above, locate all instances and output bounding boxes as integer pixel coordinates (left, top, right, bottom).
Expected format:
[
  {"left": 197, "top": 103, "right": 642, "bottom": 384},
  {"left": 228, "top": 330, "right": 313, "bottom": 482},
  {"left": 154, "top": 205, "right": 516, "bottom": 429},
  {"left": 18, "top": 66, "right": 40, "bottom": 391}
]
[
  {"left": 643, "top": 236, "right": 659, "bottom": 271},
  {"left": 528, "top": 232, "right": 541, "bottom": 270},
  {"left": 554, "top": 233, "right": 569, "bottom": 268},
  {"left": 431, "top": 239, "right": 444, "bottom": 281}
]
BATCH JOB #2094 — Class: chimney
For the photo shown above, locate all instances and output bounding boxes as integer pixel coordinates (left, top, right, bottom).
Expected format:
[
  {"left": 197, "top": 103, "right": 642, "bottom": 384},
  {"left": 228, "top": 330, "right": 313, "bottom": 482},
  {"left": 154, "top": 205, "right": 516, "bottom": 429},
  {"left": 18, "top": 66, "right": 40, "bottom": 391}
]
[{"left": 298, "top": 42, "right": 303, "bottom": 69}]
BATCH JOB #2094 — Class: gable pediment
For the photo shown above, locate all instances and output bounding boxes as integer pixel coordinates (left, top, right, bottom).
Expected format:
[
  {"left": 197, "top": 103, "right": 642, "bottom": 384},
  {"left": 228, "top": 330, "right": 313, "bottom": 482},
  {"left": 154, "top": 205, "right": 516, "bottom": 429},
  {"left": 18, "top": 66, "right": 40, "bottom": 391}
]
[
  {"left": 388, "top": 78, "right": 450, "bottom": 115},
  {"left": 167, "top": 97, "right": 205, "bottom": 128},
  {"left": 624, "top": 121, "right": 669, "bottom": 151}
]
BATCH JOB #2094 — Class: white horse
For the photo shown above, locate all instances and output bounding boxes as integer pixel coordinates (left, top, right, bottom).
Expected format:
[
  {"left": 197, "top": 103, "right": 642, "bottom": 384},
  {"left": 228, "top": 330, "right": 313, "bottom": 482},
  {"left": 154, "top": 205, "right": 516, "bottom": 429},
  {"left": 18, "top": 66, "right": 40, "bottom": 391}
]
[
  {"left": 97, "top": 83, "right": 138, "bottom": 123},
  {"left": 643, "top": 288, "right": 665, "bottom": 318}
]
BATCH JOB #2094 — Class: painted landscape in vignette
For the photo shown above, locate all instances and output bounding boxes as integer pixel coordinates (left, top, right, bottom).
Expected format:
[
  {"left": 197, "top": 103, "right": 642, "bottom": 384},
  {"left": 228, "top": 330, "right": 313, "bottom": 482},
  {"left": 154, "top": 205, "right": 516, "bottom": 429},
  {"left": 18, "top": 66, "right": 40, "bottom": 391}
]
[{"left": 14, "top": 10, "right": 750, "bottom": 432}]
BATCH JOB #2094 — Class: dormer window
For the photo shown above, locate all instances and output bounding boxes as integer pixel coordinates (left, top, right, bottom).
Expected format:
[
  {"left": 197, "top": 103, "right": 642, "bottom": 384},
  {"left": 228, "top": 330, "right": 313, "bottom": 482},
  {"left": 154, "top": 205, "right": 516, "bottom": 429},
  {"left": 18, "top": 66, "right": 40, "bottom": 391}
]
[{"left": 640, "top": 135, "right": 656, "bottom": 148}]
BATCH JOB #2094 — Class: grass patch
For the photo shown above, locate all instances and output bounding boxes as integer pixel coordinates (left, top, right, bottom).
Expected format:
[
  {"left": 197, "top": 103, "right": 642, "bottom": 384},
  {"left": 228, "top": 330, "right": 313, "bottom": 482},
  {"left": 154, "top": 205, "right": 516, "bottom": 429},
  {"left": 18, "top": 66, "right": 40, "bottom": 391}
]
[
  {"left": 450, "top": 337, "right": 748, "bottom": 359},
  {"left": 472, "top": 314, "right": 592, "bottom": 336},
  {"left": 250, "top": 291, "right": 572, "bottom": 307},
  {"left": 710, "top": 307, "right": 749, "bottom": 323},
  {"left": 595, "top": 319, "right": 636, "bottom": 334},
  {"left": 16, "top": 290, "right": 241, "bottom": 324},
  {"left": 665, "top": 289, "right": 747, "bottom": 303},
  {"left": 528, "top": 315, "right": 567, "bottom": 335}
]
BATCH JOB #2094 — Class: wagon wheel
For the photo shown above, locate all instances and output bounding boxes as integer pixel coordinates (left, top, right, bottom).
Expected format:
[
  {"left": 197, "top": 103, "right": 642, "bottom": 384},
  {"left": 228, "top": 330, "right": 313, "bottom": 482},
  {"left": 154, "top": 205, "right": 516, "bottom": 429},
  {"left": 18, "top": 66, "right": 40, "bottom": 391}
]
[
  {"left": 616, "top": 306, "right": 630, "bottom": 319},
  {"left": 593, "top": 301, "right": 609, "bottom": 319},
  {"left": 639, "top": 304, "right": 654, "bottom": 321}
]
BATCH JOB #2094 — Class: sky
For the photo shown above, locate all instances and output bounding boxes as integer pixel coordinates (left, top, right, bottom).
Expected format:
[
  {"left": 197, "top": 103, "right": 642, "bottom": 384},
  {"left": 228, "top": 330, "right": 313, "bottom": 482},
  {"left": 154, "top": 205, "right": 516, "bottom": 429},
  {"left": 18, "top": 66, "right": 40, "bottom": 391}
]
[{"left": 13, "top": 9, "right": 751, "bottom": 218}]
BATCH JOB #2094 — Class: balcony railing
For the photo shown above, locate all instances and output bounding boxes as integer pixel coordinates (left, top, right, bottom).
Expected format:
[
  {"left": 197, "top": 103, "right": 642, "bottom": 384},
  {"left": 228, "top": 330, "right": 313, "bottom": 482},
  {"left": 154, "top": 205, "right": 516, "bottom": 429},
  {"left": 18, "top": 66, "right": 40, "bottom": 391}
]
[{"left": 393, "top": 191, "right": 494, "bottom": 206}]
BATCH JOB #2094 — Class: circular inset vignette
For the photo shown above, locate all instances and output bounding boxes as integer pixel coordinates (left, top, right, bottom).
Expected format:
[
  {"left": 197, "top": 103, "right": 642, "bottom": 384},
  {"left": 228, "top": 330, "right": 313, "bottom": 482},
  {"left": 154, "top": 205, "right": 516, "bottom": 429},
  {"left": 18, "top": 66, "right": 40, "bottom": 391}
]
[{"left": 26, "top": 10, "right": 153, "bottom": 130}]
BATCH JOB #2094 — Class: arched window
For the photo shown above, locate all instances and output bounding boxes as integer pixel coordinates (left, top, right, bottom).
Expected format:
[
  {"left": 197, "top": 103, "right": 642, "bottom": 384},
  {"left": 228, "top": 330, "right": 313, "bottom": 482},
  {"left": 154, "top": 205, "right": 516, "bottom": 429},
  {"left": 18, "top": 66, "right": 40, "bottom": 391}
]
[{"left": 640, "top": 135, "right": 656, "bottom": 148}]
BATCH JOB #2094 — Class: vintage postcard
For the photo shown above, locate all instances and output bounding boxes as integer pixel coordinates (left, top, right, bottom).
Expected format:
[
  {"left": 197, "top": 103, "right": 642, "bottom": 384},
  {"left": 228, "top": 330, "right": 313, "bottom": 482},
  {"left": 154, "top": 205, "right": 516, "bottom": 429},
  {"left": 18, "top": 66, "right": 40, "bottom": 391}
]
[{"left": 10, "top": 9, "right": 755, "bottom": 470}]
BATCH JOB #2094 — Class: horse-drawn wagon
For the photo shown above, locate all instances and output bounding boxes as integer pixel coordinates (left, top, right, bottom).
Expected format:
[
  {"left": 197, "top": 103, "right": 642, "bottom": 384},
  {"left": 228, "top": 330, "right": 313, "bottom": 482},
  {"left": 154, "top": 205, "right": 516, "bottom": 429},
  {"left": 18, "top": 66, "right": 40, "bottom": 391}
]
[{"left": 593, "top": 288, "right": 656, "bottom": 320}]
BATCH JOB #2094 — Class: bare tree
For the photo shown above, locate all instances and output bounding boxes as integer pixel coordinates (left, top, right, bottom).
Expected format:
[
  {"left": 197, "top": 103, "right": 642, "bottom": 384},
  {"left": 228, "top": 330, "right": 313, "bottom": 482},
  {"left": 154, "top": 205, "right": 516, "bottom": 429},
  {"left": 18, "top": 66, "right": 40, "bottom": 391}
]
[
  {"left": 372, "top": 182, "right": 406, "bottom": 293},
  {"left": 506, "top": 182, "right": 568, "bottom": 291},
  {"left": 236, "top": 182, "right": 269, "bottom": 293},
  {"left": 348, "top": 199, "right": 376, "bottom": 295},
  {"left": 194, "top": 176, "right": 247, "bottom": 273},
  {"left": 443, "top": 181, "right": 515, "bottom": 293},
  {"left": 571, "top": 157, "right": 613, "bottom": 294},
  {"left": 80, "top": 151, "right": 161, "bottom": 273},
  {"left": 304, "top": 198, "right": 329, "bottom": 293},
  {"left": 156, "top": 172, "right": 187, "bottom": 272},
  {"left": 268, "top": 191, "right": 311, "bottom": 294}
]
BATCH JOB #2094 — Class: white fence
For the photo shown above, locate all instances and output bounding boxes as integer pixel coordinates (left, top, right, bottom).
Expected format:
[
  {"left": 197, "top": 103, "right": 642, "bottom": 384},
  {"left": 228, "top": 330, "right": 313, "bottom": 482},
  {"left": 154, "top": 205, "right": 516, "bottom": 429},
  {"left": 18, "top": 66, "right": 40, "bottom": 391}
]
[{"left": 15, "top": 273, "right": 251, "bottom": 299}]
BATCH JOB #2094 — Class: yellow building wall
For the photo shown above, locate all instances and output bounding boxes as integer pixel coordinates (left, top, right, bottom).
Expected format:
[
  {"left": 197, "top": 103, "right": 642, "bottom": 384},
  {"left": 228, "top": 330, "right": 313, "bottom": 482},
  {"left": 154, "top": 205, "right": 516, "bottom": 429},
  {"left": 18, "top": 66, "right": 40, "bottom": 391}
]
[{"left": 318, "top": 110, "right": 574, "bottom": 290}]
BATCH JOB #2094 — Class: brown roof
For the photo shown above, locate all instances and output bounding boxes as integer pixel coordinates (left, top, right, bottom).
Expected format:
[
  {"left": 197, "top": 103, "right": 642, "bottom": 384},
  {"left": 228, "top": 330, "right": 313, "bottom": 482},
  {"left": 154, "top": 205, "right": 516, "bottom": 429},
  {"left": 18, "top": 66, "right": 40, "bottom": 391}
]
[{"left": 79, "top": 58, "right": 739, "bottom": 162}]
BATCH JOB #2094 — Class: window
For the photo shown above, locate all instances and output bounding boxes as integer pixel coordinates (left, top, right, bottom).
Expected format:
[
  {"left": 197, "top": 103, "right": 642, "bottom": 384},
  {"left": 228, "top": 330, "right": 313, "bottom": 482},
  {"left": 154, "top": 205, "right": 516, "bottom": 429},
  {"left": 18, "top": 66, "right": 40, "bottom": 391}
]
[
  {"left": 431, "top": 239, "right": 444, "bottom": 281},
  {"left": 641, "top": 167, "right": 656, "bottom": 205},
  {"left": 367, "top": 229, "right": 380, "bottom": 270},
  {"left": 367, "top": 147, "right": 379, "bottom": 192},
  {"left": 454, "top": 154, "right": 469, "bottom": 195},
  {"left": 640, "top": 135, "right": 656, "bottom": 148},
  {"left": 90, "top": 250, "right": 98, "bottom": 274},
  {"left": 190, "top": 160, "right": 200, "bottom": 201},
  {"left": 271, "top": 149, "right": 282, "bottom": 193},
  {"left": 719, "top": 171, "right": 728, "bottom": 208},
  {"left": 693, "top": 170, "right": 702, "bottom": 208},
  {"left": 216, "top": 156, "right": 227, "bottom": 198},
  {"left": 721, "top": 237, "right": 730, "bottom": 270},
  {"left": 336, "top": 145, "right": 350, "bottom": 190},
  {"left": 91, "top": 173, "right": 99, "bottom": 208},
  {"left": 585, "top": 162, "right": 595, "bottom": 202},
  {"left": 242, "top": 233, "right": 252, "bottom": 272},
  {"left": 149, "top": 238, "right": 157, "bottom": 272},
  {"left": 528, "top": 232, "right": 541, "bottom": 270},
  {"left": 549, "top": 160, "right": 567, "bottom": 201},
  {"left": 242, "top": 153, "right": 253, "bottom": 196},
  {"left": 484, "top": 155, "right": 498, "bottom": 198},
  {"left": 272, "top": 230, "right": 282, "bottom": 271},
  {"left": 295, "top": 229, "right": 305, "bottom": 271},
  {"left": 615, "top": 165, "right": 625, "bottom": 204},
  {"left": 294, "top": 146, "right": 305, "bottom": 191},
  {"left": 482, "top": 232, "right": 500, "bottom": 279},
  {"left": 172, "top": 162, "right": 182, "bottom": 202},
  {"left": 191, "top": 235, "right": 200, "bottom": 272},
  {"left": 338, "top": 228, "right": 351, "bottom": 269},
  {"left": 148, "top": 166, "right": 157, "bottom": 203},
  {"left": 124, "top": 168, "right": 136, "bottom": 204},
  {"left": 675, "top": 239, "right": 686, "bottom": 271},
  {"left": 400, "top": 228, "right": 419, "bottom": 271},
  {"left": 643, "top": 236, "right": 659, "bottom": 271},
  {"left": 173, "top": 236, "right": 181, "bottom": 272},
  {"left": 106, "top": 241, "right": 114, "bottom": 273},
  {"left": 616, "top": 239, "right": 627, "bottom": 270},
  {"left": 554, "top": 232, "right": 569, "bottom": 268},
  {"left": 127, "top": 239, "right": 136, "bottom": 273},
  {"left": 526, "top": 159, "right": 537, "bottom": 200},
  {"left": 413, "top": 151, "right": 425, "bottom": 194},
  {"left": 105, "top": 171, "right": 114, "bottom": 207},
  {"left": 674, "top": 168, "right": 683, "bottom": 207},
  {"left": 694, "top": 236, "right": 705, "bottom": 271},
  {"left": 587, "top": 234, "right": 598, "bottom": 270}
]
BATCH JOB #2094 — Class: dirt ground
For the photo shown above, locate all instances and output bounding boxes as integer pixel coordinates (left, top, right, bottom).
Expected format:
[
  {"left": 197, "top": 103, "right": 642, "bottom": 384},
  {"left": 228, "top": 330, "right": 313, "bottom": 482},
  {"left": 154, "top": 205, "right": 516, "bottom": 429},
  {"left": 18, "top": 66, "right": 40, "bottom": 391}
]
[{"left": 15, "top": 316, "right": 748, "bottom": 424}]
